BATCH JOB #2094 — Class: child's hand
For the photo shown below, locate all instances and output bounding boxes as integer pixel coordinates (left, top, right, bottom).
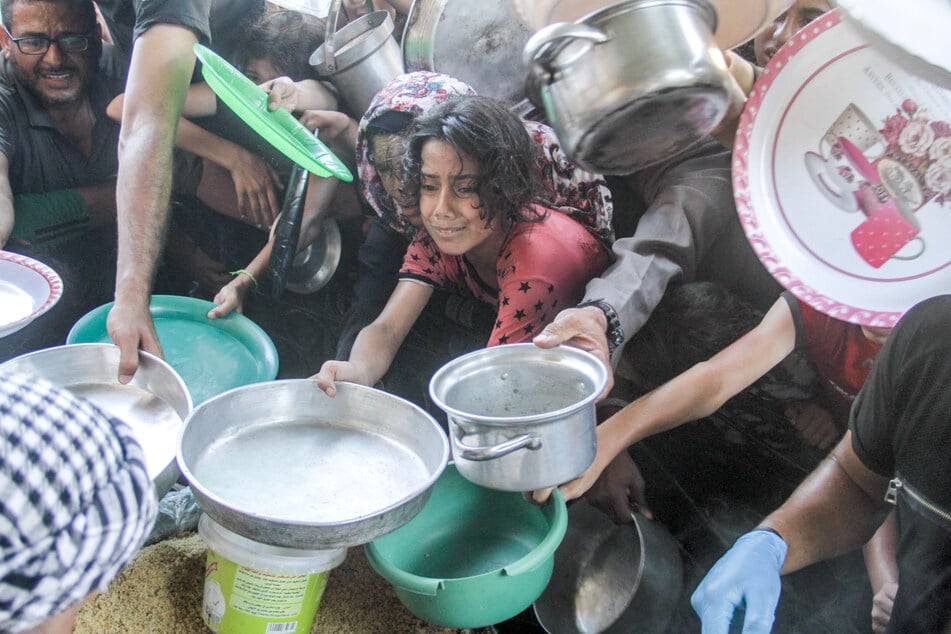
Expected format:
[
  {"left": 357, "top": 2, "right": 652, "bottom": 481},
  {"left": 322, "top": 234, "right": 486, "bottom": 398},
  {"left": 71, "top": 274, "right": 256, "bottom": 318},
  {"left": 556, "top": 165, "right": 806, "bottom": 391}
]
[
  {"left": 311, "top": 361, "right": 371, "bottom": 397},
  {"left": 784, "top": 401, "right": 840, "bottom": 450},
  {"left": 207, "top": 277, "right": 250, "bottom": 319},
  {"left": 262, "top": 76, "right": 300, "bottom": 113}
]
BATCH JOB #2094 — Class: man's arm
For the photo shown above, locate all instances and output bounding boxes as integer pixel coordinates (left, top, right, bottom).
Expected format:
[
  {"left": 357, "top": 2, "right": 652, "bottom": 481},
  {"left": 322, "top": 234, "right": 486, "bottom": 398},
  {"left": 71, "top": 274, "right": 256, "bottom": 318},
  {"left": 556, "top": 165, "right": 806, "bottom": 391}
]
[
  {"left": 692, "top": 430, "right": 890, "bottom": 633},
  {"left": 0, "top": 155, "right": 14, "bottom": 247},
  {"left": 766, "top": 431, "right": 890, "bottom": 572},
  {"left": 108, "top": 24, "right": 199, "bottom": 382},
  {"left": 536, "top": 139, "right": 737, "bottom": 366}
]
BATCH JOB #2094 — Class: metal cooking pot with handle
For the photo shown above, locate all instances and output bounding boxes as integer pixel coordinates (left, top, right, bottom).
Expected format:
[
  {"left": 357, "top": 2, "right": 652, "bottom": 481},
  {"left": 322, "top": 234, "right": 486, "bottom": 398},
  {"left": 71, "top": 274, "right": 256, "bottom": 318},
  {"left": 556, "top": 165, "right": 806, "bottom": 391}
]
[
  {"left": 523, "top": 0, "right": 733, "bottom": 174},
  {"left": 310, "top": 0, "right": 404, "bottom": 116},
  {"left": 429, "top": 344, "right": 608, "bottom": 492}
]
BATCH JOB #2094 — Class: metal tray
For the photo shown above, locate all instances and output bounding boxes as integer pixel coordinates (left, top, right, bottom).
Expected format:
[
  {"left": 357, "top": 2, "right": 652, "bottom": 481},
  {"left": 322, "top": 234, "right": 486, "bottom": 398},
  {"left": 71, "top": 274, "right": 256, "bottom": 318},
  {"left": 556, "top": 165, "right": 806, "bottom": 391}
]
[
  {"left": 177, "top": 379, "right": 449, "bottom": 549},
  {"left": 0, "top": 344, "right": 193, "bottom": 497}
]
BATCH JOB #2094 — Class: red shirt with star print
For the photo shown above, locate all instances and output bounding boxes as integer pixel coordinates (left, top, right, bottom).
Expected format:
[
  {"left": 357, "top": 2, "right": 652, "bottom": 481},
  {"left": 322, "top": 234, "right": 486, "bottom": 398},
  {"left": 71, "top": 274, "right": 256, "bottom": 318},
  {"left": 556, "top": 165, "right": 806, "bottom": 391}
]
[{"left": 400, "top": 205, "right": 612, "bottom": 346}]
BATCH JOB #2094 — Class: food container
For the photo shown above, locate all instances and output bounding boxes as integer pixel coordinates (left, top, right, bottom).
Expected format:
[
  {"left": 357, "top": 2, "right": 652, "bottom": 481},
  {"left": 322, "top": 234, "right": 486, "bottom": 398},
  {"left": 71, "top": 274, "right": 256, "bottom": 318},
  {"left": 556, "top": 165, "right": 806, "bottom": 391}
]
[
  {"left": 522, "top": 0, "right": 733, "bottom": 173},
  {"left": 198, "top": 514, "right": 346, "bottom": 634},
  {"left": 364, "top": 463, "right": 568, "bottom": 629},
  {"left": 310, "top": 0, "right": 404, "bottom": 116},
  {"left": 533, "top": 501, "right": 684, "bottom": 634},
  {"left": 429, "top": 344, "right": 607, "bottom": 492},
  {"left": 0, "top": 343, "right": 192, "bottom": 497},
  {"left": 178, "top": 379, "right": 449, "bottom": 549}
]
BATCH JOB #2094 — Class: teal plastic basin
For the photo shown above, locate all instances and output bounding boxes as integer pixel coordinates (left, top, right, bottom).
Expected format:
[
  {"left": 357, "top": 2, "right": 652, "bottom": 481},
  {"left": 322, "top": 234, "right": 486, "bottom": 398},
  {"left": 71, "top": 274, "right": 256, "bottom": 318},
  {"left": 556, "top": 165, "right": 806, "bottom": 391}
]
[
  {"left": 365, "top": 464, "right": 567, "bottom": 629},
  {"left": 67, "top": 295, "right": 279, "bottom": 404}
]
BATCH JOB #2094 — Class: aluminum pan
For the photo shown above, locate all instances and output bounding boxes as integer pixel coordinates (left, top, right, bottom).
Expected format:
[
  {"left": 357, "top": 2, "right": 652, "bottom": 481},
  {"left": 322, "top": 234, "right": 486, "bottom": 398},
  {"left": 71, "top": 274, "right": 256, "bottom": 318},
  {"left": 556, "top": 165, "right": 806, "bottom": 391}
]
[
  {"left": 177, "top": 379, "right": 449, "bottom": 549},
  {"left": 0, "top": 343, "right": 193, "bottom": 498}
]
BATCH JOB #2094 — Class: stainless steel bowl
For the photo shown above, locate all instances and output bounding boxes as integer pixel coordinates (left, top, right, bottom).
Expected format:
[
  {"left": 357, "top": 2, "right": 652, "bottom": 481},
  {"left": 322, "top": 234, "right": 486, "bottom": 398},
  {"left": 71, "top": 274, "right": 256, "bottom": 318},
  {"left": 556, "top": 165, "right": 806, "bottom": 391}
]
[
  {"left": 534, "top": 501, "right": 684, "bottom": 633},
  {"left": 177, "top": 379, "right": 449, "bottom": 549},
  {"left": 0, "top": 343, "right": 193, "bottom": 497},
  {"left": 285, "top": 218, "right": 342, "bottom": 295}
]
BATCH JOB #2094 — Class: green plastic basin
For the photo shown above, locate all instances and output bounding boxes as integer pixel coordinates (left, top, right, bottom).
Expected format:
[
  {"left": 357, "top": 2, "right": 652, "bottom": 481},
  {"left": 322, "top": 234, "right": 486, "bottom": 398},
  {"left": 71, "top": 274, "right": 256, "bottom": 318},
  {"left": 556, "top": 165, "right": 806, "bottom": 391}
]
[
  {"left": 67, "top": 295, "right": 279, "bottom": 405},
  {"left": 364, "top": 463, "right": 567, "bottom": 629}
]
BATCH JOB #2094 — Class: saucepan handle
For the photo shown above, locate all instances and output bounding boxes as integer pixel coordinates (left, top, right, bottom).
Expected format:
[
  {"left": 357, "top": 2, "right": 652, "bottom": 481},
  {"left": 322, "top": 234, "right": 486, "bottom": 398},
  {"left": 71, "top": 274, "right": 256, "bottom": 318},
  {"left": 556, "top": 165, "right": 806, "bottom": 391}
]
[
  {"left": 522, "top": 21, "right": 608, "bottom": 70},
  {"left": 452, "top": 425, "right": 542, "bottom": 461},
  {"left": 324, "top": 0, "right": 375, "bottom": 72}
]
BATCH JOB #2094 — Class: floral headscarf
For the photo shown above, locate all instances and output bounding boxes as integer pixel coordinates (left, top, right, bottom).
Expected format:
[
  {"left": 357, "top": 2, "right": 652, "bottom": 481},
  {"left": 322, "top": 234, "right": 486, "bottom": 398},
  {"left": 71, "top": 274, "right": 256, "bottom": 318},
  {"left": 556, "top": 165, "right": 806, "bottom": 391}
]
[
  {"left": 356, "top": 71, "right": 477, "bottom": 235},
  {"left": 356, "top": 71, "right": 614, "bottom": 244}
]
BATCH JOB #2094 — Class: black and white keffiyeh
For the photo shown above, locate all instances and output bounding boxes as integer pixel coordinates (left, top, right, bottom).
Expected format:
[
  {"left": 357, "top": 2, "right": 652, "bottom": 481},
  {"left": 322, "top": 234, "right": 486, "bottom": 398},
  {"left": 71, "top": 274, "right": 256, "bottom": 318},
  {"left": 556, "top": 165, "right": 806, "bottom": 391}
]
[{"left": 0, "top": 372, "right": 157, "bottom": 633}]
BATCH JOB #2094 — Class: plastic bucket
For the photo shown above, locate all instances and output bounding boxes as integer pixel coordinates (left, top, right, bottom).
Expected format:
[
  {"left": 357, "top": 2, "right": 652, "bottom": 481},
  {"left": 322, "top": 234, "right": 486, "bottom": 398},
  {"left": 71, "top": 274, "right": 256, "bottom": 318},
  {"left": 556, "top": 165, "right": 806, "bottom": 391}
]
[{"left": 198, "top": 514, "right": 346, "bottom": 634}]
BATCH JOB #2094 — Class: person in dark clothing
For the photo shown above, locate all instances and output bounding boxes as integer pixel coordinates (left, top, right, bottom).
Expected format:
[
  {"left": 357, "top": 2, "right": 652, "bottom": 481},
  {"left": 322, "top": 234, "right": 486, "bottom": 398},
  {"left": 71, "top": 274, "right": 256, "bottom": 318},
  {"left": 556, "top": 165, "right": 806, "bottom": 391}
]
[{"left": 692, "top": 294, "right": 951, "bottom": 634}]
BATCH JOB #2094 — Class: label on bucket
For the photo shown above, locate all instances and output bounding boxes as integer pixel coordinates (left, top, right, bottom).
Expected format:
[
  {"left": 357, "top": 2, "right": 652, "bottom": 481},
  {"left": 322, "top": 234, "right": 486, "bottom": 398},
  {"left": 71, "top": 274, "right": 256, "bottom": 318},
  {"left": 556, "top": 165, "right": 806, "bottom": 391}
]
[{"left": 202, "top": 548, "right": 330, "bottom": 634}]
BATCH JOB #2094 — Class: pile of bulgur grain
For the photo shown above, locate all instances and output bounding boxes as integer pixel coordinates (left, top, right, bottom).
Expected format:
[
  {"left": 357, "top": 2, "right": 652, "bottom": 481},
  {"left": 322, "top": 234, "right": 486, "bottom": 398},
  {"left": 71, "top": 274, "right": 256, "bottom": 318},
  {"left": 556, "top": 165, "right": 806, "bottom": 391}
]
[{"left": 73, "top": 533, "right": 453, "bottom": 634}]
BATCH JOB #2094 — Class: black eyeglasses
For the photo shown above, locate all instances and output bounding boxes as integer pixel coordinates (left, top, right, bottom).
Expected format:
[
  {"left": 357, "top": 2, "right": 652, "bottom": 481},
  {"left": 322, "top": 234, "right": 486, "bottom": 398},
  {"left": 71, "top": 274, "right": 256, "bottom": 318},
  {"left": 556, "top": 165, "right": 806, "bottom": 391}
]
[{"left": 2, "top": 26, "right": 94, "bottom": 55}]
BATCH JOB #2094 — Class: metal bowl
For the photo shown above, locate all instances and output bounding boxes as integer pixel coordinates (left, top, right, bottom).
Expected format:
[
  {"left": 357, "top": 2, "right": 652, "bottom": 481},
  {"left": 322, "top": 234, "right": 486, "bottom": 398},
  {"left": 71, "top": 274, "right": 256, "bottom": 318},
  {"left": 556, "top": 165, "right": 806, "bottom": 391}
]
[
  {"left": 285, "top": 218, "right": 342, "bottom": 295},
  {"left": 534, "top": 501, "right": 684, "bottom": 633},
  {"left": 177, "top": 379, "right": 450, "bottom": 549},
  {"left": 0, "top": 343, "right": 193, "bottom": 497}
]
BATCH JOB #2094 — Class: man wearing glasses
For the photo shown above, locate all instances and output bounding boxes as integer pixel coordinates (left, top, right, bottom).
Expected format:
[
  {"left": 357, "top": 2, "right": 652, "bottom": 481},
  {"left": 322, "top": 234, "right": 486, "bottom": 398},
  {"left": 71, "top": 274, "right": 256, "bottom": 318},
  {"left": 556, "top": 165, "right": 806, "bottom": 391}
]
[{"left": 0, "top": 0, "right": 125, "bottom": 359}]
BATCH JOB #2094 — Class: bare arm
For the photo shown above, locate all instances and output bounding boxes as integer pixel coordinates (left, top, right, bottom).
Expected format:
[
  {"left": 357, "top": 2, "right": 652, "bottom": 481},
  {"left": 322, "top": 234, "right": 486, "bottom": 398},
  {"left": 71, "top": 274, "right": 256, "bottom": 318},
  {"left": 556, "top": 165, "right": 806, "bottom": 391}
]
[
  {"left": 764, "top": 430, "right": 891, "bottom": 574},
  {"left": 546, "top": 297, "right": 798, "bottom": 503},
  {"left": 108, "top": 24, "right": 199, "bottom": 382},
  {"left": 314, "top": 280, "right": 432, "bottom": 395},
  {"left": 0, "top": 155, "right": 14, "bottom": 247}
]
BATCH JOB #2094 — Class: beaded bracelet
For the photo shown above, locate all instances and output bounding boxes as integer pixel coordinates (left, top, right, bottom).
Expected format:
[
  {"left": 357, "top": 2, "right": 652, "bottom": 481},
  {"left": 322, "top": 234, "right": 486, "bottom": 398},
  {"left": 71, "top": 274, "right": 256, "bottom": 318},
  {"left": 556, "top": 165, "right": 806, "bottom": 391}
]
[{"left": 229, "top": 268, "right": 258, "bottom": 289}]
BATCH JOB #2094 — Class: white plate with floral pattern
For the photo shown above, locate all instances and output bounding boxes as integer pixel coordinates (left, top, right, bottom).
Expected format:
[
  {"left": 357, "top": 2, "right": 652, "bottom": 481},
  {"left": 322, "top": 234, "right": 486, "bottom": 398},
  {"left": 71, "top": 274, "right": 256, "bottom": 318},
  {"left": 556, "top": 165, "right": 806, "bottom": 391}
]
[
  {"left": 0, "top": 251, "right": 63, "bottom": 338},
  {"left": 732, "top": 9, "right": 951, "bottom": 327}
]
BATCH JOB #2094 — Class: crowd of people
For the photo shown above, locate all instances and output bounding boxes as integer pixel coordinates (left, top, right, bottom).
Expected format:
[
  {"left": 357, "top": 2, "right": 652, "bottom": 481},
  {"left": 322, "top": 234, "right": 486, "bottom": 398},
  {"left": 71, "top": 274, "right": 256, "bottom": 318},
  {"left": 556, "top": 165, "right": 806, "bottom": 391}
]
[{"left": 0, "top": 0, "right": 948, "bottom": 631}]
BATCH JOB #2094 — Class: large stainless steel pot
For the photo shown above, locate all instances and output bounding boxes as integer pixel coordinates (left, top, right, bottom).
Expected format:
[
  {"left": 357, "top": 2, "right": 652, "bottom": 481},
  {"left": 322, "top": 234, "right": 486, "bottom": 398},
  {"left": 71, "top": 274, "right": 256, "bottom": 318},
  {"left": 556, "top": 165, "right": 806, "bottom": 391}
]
[
  {"left": 523, "top": 0, "right": 733, "bottom": 174},
  {"left": 534, "top": 501, "right": 684, "bottom": 634},
  {"left": 402, "top": 0, "right": 534, "bottom": 105},
  {"left": 429, "top": 344, "right": 608, "bottom": 492},
  {"left": 177, "top": 379, "right": 449, "bottom": 549},
  {"left": 0, "top": 344, "right": 193, "bottom": 498},
  {"left": 310, "top": 0, "right": 404, "bottom": 116}
]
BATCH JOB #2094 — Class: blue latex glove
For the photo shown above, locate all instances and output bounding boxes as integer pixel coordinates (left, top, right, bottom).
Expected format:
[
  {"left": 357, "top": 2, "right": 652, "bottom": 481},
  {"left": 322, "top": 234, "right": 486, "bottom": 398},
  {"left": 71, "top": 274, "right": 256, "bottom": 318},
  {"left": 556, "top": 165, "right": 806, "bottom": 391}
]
[{"left": 691, "top": 528, "right": 788, "bottom": 634}]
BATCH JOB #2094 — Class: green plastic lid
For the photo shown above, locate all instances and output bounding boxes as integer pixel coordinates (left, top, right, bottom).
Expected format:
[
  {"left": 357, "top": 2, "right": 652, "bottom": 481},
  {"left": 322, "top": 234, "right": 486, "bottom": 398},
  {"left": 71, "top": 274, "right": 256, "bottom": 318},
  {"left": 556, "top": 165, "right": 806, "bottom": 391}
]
[
  {"left": 67, "top": 295, "right": 280, "bottom": 405},
  {"left": 193, "top": 43, "right": 353, "bottom": 182}
]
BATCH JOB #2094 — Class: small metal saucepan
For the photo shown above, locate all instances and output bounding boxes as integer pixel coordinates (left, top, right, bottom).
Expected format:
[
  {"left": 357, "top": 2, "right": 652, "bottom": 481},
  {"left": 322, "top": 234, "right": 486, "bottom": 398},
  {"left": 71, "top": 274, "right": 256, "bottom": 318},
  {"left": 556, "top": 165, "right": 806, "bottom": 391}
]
[
  {"left": 523, "top": 0, "right": 733, "bottom": 174},
  {"left": 534, "top": 501, "right": 684, "bottom": 634},
  {"left": 429, "top": 344, "right": 608, "bottom": 492}
]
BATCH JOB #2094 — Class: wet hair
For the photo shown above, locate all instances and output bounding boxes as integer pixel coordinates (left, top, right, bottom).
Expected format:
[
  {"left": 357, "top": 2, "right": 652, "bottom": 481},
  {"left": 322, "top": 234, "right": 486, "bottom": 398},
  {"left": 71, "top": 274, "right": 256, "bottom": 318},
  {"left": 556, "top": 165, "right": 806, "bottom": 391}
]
[
  {"left": 236, "top": 10, "right": 327, "bottom": 81},
  {"left": 1, "top": 0, "right": 96, "bottom": 32},
  {"left": 401, "top": 95, "right": 549, "bottom": 232}
]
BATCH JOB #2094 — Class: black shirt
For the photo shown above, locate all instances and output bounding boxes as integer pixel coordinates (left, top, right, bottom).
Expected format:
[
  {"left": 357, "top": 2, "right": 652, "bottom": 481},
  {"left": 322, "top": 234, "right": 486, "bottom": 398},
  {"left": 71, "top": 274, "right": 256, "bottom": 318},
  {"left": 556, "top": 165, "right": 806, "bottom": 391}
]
[
  {"left": 850, "top": 294, "right": 951, "bottom": 633},
  {"left": 0, "top": 46, "right": 125, "bottom": 194}
]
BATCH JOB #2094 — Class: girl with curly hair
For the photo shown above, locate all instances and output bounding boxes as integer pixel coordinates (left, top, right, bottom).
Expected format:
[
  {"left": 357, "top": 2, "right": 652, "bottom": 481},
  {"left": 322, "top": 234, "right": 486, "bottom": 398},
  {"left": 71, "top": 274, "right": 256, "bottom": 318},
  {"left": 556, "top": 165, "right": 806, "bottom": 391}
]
[{"left": 314, "top": 95, "right": 612, "bottom": 395}]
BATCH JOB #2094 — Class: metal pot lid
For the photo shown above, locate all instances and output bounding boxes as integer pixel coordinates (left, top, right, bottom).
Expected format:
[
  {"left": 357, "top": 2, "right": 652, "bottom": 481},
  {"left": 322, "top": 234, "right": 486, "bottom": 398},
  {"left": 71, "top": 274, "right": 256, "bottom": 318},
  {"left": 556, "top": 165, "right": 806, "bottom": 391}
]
[
  {"left": 512, "top": 0, "right": 794, "bottom": 49},
  {"left": 533, "top": 501, "right": 684, "bottom": 634},
  {"left": 285, "top": 218, "right": 342, "bottom": 295}
]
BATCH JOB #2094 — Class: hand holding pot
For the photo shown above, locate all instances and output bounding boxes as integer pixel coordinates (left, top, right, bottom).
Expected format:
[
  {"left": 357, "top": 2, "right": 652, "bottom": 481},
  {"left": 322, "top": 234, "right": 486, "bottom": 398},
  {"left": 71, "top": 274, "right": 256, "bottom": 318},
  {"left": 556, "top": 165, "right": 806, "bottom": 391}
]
[
  {"left": 531, "top": 431, "right": 652, "bottom": 522},
  {"left": 691, "top": 528, "right": 788, "bottom": 634},
  {"left": 533, "top": 306, "right": 614, "bottom": 398}
]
